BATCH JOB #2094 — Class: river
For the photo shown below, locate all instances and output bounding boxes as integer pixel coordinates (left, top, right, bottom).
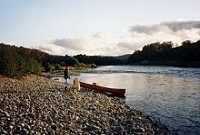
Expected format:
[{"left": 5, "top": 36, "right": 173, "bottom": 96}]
[{"left": 59, "top": 65, "right": 200, "bottom": 135}]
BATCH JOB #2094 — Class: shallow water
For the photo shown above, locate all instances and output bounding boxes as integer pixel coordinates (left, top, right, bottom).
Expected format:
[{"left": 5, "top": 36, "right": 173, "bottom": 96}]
[{"left": 58, "top": 65, "right": 200, "bottom": 135}]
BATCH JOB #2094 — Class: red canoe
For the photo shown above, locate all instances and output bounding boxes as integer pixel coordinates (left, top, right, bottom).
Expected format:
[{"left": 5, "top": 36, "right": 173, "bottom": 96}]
[{"left": 80, "top": 81, "right": 126, "bottom": 97}]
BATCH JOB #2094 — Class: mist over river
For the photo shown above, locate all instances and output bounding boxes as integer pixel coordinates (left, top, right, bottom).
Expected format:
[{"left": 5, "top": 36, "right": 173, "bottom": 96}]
[{"left": 60, "top": 65, "right": 200, "bottom": 135}]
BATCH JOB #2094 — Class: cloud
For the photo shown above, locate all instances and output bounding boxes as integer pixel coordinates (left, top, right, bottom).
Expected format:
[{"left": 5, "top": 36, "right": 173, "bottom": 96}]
[
  {"left": 52, "top": 38, "right": 86, "bottom": 50},
  {"left": 129, "top": 24, "right": 162, "bottom": 34},
  {"left": 39, "top": 20, "right": 200, "bottom": 56},
  {"left": 38, "top": 44, "right": 68, "bottom": 55},
  {"left": 93, "top": 32, "right": 112, "bottom": 40},
  {"left": 129, "top": 20, "right": 200, "bottom": 45},
  {"left": 162, "top": 21, "right": 200, "bottom": 31},
  {"left": 117, "top": 42, "right": 141, "bottom": 52},
  {"left": 129, "top": 20, "right": 200, "bottom": 34},
  {"left": 39, "top": 32, "right": 119, "bottom": 56}
]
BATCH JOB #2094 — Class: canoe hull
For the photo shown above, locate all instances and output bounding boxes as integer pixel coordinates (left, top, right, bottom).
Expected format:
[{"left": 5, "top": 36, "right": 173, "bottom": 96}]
[{"left": 80, "top": 82, "right": 125, "bottom": 97}]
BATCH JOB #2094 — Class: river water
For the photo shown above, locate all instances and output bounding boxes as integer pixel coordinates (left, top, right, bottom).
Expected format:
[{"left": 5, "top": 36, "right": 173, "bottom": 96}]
[{"left": 60, "top": 65, "right": 200, "bottom": 135}]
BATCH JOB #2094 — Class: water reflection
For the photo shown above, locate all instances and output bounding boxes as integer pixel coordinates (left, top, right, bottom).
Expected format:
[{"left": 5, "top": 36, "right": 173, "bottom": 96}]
[
  {"left": 56, "top": 66, "right": 200, "bottom": 135},
  {"left": 78, "top": 66, "right": 200, "bottom": 135}
]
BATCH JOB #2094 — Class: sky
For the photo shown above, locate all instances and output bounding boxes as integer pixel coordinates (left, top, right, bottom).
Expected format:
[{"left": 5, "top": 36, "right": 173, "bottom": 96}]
[{"left": 0, "top": 0, "right": 200, "bottom": 56}]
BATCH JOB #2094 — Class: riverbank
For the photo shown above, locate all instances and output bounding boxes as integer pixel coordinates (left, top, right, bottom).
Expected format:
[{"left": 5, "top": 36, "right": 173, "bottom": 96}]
[{"left": 0, "top": 75, "right": 169, "bottom": 134}]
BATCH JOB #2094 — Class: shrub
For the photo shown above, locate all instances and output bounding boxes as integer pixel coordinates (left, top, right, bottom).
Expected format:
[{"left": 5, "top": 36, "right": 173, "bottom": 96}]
[
  {"left": 26, "top": 58, "right": 42, "bottom": 74},
  {"left": 90, "top": 63, "right": 97, "bottom": 68},
  {"left": 44, "top": 63, "right": 55, "bottom": 72},
  {"left": 1, "top": 50, "right": 25, "bottom": 78},
  {"left": 55, "top": 63, "right": 61, "bottom": 70},
  {"left": 65, "top": 57, "right": 79, "bottom": 66},
  {"left": 0, "top": 49, "right": 42, "bottom": 78}
]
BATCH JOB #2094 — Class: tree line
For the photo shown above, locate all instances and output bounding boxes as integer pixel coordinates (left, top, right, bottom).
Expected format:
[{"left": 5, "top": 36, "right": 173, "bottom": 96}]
[
  {"left": 127, "top": 40, "right": 200, "bottom": 67},
  {"left": 74, "top": 54, "right": 124, "bottom": 65},
  {"left": 0, "top": 43, "right": 48, "bottom": 78},
  {"left": 0, "top": 43, "right": 123, "bottom": 78},
  {"left": 1, "top": 40, "right": 199, "bottom": 77}
]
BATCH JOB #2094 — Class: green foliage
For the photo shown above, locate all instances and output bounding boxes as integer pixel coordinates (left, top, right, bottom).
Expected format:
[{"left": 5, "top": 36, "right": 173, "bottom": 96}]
[
  {"left": 60, "top": 62, "right": 66, "bottom": 66},
  {"left": 44, "top": 55, "right": 70, "bottom": 65},
  {"left": 44, "top": 63, "right": 55, "bottom": 72},
  {"left": 65, "top": 57, "right": 79, "bottom": 66},
  {"left": 55, "top": 63, "right": 61, "bottom": 70},
  {"left": 128, "top": 50, "right": 142, "bottom": 63},
  {"left": 73, "top": 63, "right": 97, "bottom": 70},
  {"left": 0, "top": 50, "right": 22, "bottom": 78},
  {"left": 0, "top": 43, "right": 42, "bottom": 78},
  {"left": 128, "top": 40, "right": 200, "bottom": 67},
  {"left": 74, "top": 54, "right": 123, "bottom": 65},
  {"left": 76, "top": 63, "right": 88, "bottom": 68},
  {"left": 90, "top": 63, "right": 97, "bottom": 68},
  {"left": 138, "top": 42, "right": 173, "bottom": 61},
  {"left": 1, "top": 38, "right": 199, "bottom": 78},
  {"left": 26, "top": 58, "right": 42, "bottom": 74},
  {"left": 182, "top": 40, "right": 191, "bottom": 46}
]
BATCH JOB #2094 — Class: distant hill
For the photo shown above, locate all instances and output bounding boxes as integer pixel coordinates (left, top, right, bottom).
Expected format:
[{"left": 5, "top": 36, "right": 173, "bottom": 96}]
[
  {"left": 74, "top": 54, "right": 124, "bottom": 65},
  {"left": 114, "top": 54, "right": 131, "bottom": 63}
]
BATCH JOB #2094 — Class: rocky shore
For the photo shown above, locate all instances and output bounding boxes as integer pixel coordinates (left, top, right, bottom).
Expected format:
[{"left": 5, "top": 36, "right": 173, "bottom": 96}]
[{"left": 0, "top": 75, "right": 169, "bottom": 134}]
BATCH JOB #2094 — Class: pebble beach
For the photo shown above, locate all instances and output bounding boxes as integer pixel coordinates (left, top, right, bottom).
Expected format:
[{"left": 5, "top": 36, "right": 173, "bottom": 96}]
[{"left": 0, "top": 75, "right": 170, "bottom": 135}]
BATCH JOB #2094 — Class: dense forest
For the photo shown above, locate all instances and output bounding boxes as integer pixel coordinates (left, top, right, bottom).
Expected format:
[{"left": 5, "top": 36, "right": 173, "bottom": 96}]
[
  {"left": 128, "top": 40, "right": 200, "bottom": 67},
  {"left": 0, "top": 43, "right": 122, "bottom": 78},
  {"left": 0, "top": 43, "right": 48, "bottom": 78},
  {"left": 74, "top": 54, "right": 124, "bottom": 65}
]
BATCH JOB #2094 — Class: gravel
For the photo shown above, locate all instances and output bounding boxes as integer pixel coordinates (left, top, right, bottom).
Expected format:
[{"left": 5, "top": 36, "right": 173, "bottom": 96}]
[{"left": 0, "top": 75, "right": 170, "bottom": 135}]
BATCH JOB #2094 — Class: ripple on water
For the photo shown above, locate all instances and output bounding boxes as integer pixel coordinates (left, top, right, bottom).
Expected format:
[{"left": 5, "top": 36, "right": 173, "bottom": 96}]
[{"left": 78, "top": 66, "right": 200, "bottom": 135}]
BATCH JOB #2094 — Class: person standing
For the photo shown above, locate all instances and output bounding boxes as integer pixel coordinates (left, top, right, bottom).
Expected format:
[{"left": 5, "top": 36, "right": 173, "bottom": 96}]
[{"left": 64, "top": 66, "right": 70, "bottom": 90}]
